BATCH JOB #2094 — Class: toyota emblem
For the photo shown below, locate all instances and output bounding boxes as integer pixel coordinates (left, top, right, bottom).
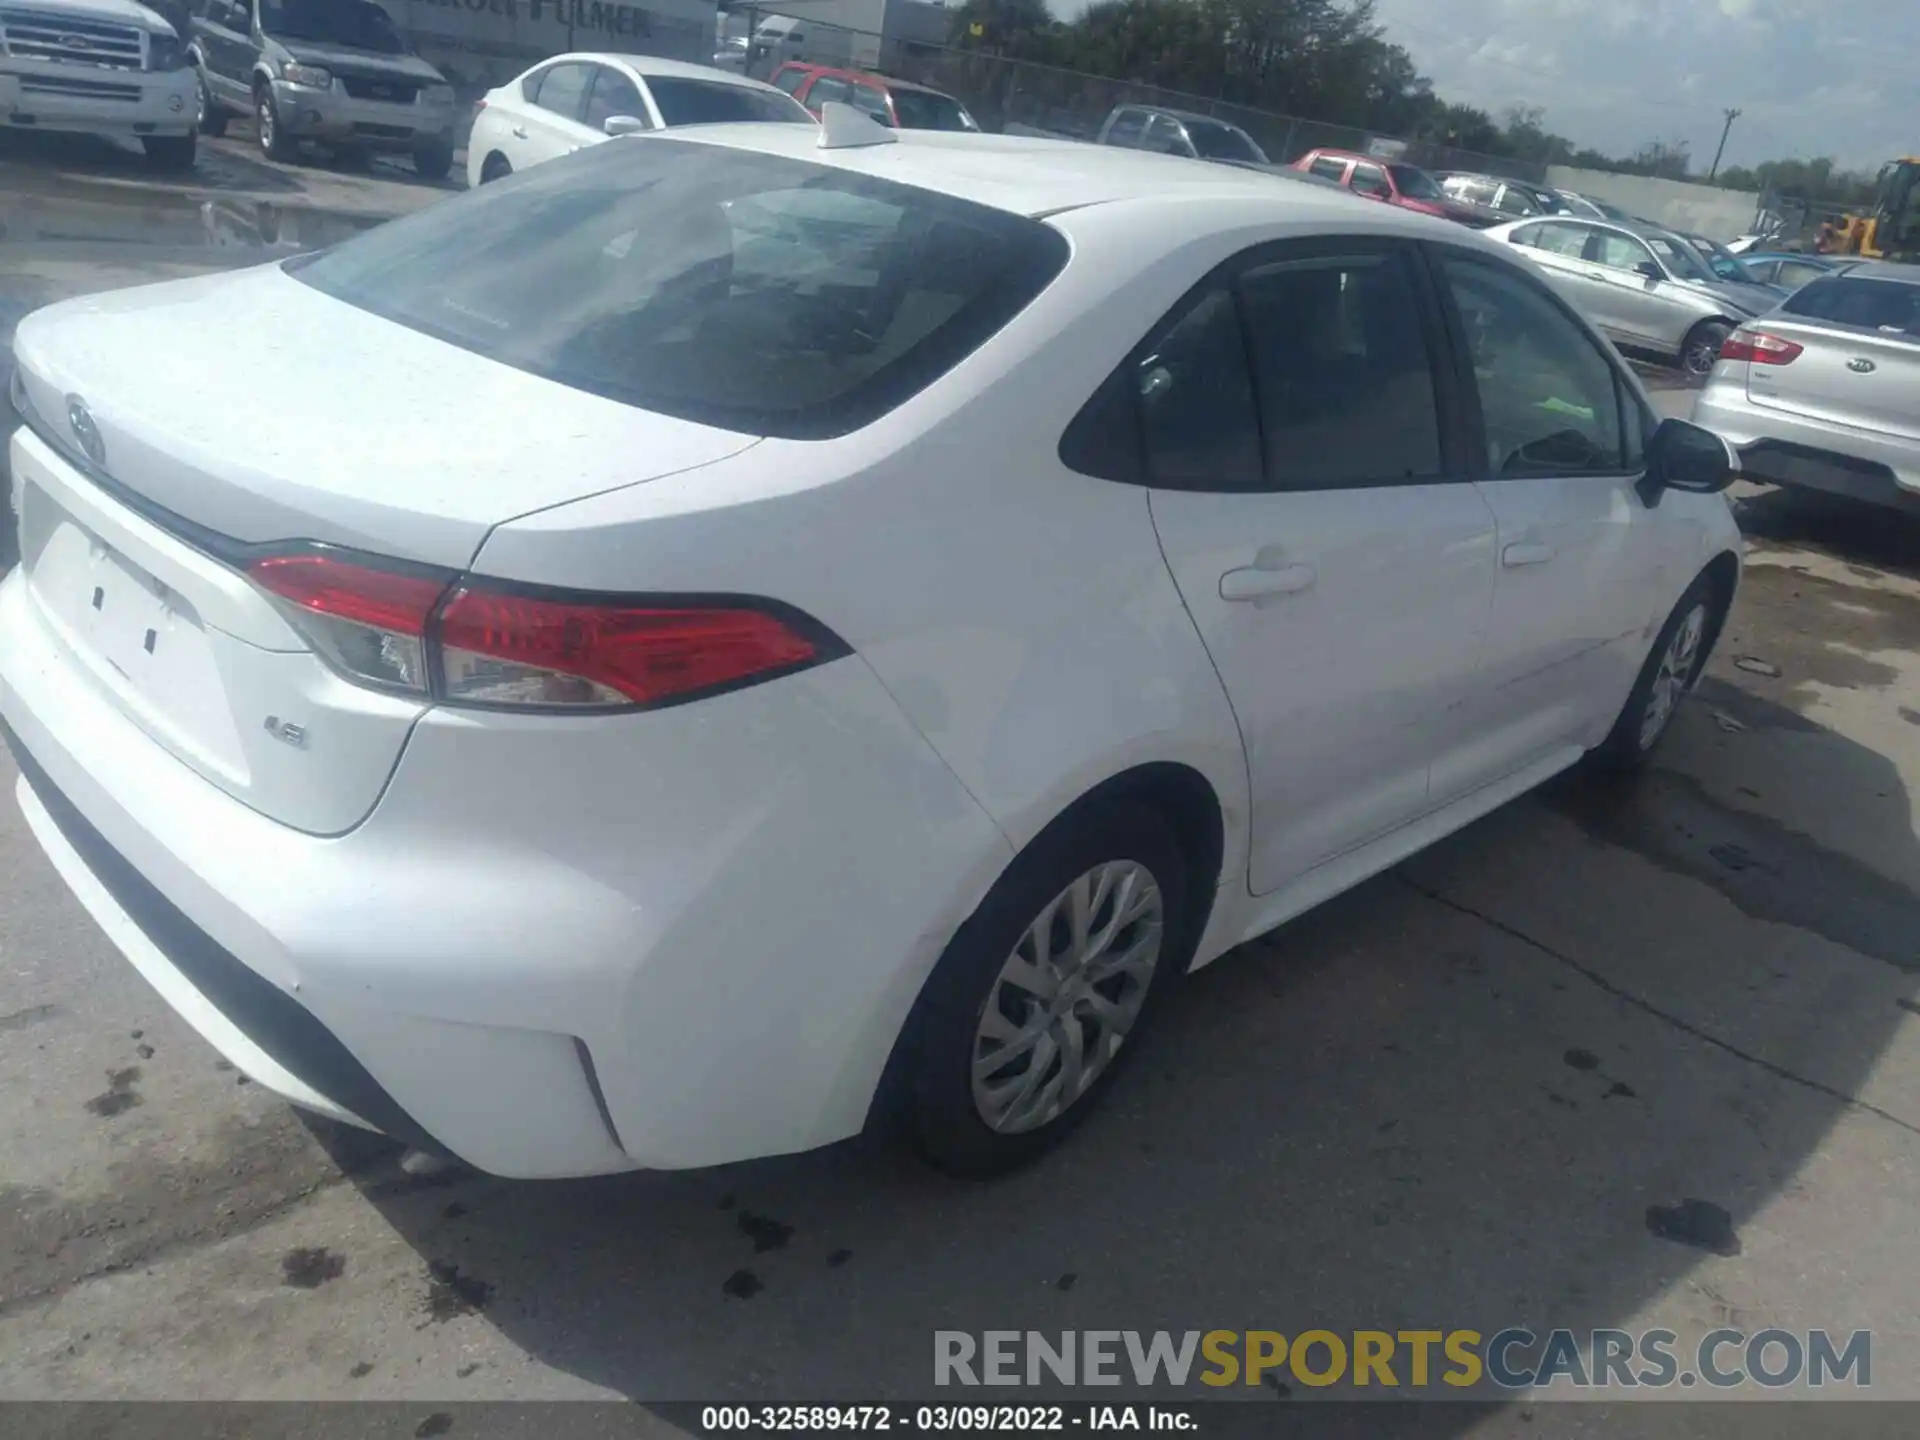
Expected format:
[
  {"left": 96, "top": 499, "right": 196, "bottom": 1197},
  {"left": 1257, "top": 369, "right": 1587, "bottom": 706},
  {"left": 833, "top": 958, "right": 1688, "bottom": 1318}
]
[{"left": 66, "top": 395, "right": 106, "bottom": 468}]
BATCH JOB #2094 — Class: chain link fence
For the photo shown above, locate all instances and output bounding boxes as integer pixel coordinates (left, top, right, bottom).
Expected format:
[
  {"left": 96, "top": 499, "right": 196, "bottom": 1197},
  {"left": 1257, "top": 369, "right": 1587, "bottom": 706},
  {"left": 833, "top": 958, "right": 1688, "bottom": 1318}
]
[{"left": 736, "top": 13, "right": 1548, "bottom": 183}]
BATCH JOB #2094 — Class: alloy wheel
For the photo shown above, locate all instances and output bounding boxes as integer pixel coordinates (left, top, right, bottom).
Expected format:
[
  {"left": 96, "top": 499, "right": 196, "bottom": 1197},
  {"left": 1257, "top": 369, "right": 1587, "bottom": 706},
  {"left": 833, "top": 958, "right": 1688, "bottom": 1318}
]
[
  {"left": 1639, "top": 601, "right": 1707, "bottom": 749},
  {"left": 970, "top": 861, "right": 1164, "bottom": 1135}
]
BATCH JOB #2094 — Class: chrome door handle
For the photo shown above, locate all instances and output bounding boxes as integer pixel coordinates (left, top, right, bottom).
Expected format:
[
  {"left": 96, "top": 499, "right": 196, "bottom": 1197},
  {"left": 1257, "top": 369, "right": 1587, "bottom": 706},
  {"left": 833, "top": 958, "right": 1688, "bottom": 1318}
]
[
  {"left": 1219, "top": 563, "right": 1316, "bottom": 601},
  {"left": 510, "top": 125, "right": 528, "bottom": 138},
  {"left": 1502, "top": 541, "right": 1556, "bottom": 568}
]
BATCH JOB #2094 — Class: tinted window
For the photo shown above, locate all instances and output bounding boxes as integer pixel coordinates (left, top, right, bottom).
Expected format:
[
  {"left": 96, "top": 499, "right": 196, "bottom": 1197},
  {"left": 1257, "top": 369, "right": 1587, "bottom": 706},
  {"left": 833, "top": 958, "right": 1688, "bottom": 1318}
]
[
  {"left": 1440, "top": 255, "right": 1626, "bottom": 476},
  {"left": 292, "top": 137, "right": 1068, "bottom": 439},
  {"left": 1188, "top": 121, "right": 1265, "bottom": 165},
  {"left": 846, "top": 82, "right": 892, "bottom": 124},
  {"left": 1141, "top": 115, "right": 1189, "bottom": 155},
  {"left": 1781, "top": 275, "right": 1920, "bottom": 335},
  {"left": 805, "top": 76, "right": 850, "bottom": 108},
  {"left": 891, "top": 88, "right": 975, "bottom": 132},
  {"left": 1591, "top": 231, "right": 1654, "bottom": 272},
  {"left": 1777, "top": 260, "right": 1830, "bottom": 290},
  {"left": 584, "top": 68, "right": 645, "bottom": 130},
  {"left": 647, "top": 77, "right": 811, "bottom": 126},
  {"left": 532, "top": 63, "right": 593, "bottom": 121},
  {"left": 1308, "top": 156, "right": 1346, "bottom": 182},
  {"left": 1136, "top": 287, "right": 1262, "bottom": 490},
  {"left": 1350, "top": 164, "right": 1391, "bottom": 199},
  {"left": 260, "top": 0, "right": 401, "bottom": 51},
  {"left": 1494, "top": 185, "right": 1535, "bottom": 215},
  {"left": 771, "top": 67, "right": 807, "bottom": 95},
  {"left": 1388, "top": 165, "right": 1442, "bottom": 200},
  {"left": 1105, "top": 111, "right": 1147, "bottom": 147},
  {"left": 1237, "top": 251, "right": 1442, "bottom": 488}
]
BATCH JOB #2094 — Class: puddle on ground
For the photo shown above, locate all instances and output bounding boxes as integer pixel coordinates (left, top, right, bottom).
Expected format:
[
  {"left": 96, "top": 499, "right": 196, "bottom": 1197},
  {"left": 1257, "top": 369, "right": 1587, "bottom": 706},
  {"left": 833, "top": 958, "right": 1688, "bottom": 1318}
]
[{"left": 0, "top": 189, "right": 383, "bottom": 254}]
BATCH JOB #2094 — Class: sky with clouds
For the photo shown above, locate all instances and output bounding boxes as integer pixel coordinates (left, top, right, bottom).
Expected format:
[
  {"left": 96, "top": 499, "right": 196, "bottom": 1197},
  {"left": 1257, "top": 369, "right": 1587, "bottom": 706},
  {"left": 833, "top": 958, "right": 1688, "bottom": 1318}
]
[{"left": 1050, "top": 0, "right": 1916, "bottom": 172}]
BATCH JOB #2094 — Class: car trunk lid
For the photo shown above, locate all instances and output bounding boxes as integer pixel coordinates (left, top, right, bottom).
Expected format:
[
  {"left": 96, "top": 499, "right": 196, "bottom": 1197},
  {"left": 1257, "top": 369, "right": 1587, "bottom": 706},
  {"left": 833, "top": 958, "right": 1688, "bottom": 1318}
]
[
  {"left": 8, "top": 264, "right": 758, "bottom": 833},
  {"left": 1743, "top": 316, "right": 1920, "bottom": 444}
]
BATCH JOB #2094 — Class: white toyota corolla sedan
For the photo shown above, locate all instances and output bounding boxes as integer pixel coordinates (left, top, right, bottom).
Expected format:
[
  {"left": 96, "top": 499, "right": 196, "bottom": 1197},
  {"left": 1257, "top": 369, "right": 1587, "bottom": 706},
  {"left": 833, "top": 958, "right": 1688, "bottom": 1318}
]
[{"left": 1, "top": 108, "right": 1742, "bottom": 1180}]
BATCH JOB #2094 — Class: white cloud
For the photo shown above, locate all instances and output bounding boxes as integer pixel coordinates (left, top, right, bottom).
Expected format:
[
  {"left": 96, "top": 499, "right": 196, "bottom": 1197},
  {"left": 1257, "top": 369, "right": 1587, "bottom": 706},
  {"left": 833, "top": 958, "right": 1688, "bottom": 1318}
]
[{"left": 1368, "top": 0, "right": 1913, "bottom": 169}]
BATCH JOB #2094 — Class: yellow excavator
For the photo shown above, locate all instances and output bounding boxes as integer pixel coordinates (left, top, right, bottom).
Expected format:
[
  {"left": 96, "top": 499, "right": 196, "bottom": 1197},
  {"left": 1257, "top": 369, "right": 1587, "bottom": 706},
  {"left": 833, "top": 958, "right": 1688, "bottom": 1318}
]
[{"left": 1830, "top": 157, "right": 1920, "bottom": 260}]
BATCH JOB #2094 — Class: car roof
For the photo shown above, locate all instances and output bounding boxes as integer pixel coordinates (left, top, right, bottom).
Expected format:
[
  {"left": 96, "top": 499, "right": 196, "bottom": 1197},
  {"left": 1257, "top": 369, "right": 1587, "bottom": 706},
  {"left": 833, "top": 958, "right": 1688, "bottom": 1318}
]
[
  {"left": 1116, "top": 104, "right": 1233, "bottom": 127},
  {"left": 648, "top": 124, "right": 1474, "bottom": 228}
]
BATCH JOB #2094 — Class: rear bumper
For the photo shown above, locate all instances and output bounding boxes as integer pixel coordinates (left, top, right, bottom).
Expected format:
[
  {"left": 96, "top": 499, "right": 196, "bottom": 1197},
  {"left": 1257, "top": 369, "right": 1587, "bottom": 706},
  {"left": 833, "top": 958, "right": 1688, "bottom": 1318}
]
[
  {"left": 1692, "top": 383, "right": 1920, "bottom": 510},
  {"left": 0, "top": 62, "right": 195, "bottom": 138},
  {"left": 269, "top": 79, "right": 452, "bottom": 150},
  {"left": 0, "top": 562, "right": 1009, "bottom": 1176}
]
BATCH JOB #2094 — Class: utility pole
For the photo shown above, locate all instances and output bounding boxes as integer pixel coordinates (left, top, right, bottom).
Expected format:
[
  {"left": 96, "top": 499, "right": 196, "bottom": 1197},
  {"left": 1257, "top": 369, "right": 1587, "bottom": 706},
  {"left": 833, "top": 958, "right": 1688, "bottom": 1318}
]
[{"left": 1708, "top": 108, "right": 1742, "bottom": 182}]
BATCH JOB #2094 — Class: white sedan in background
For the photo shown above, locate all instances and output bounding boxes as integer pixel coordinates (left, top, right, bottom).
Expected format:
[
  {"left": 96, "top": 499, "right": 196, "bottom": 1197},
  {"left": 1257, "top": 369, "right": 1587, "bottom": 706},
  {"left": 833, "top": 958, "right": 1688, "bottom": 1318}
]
[
  {"left": 465, "top": 52, "right": 812, "bottom": 188},
  {"left": 3, "top": 112, "right": 1741, "bottom": 1181}
]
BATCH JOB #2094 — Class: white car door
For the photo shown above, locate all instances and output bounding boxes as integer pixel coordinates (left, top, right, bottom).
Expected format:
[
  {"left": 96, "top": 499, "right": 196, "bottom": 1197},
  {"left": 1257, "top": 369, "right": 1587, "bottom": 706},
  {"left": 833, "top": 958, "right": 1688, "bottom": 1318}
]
[
  {"left": 513, "top": 61, "right": 600, "bottom": 168},
  {"left": 1425, "top": 247, "right": 1671, "bottom": 797},
  {"left": 1138, "top": 237, "right": 1499, "bottom": 893}
]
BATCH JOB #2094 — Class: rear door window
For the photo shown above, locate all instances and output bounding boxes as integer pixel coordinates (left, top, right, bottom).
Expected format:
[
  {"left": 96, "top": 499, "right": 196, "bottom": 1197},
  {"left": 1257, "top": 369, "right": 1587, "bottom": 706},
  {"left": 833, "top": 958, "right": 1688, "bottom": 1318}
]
[
  {"left": 1351, "top": 163, "right": 1392, "bottom": 199},
  {"left": 1104, "top": 110, "right": 1147, "bottom": 147},
  {"left": 1237, "top": 249, "right": 1444, "bottom": 488},
  {"left": 290, "top": 137, "right": 1069, "bottom": 440},
  {"left": 1136, "top": 287, "right": 1263, "bottom": 490},
  {"left": 771, "top": 66, "right": 808, "bottom": 95},
  {"left": 531, "top": 63, "right": 593, "bottom": 122},
  {"left": 805, "top": 76, "right": 850, "bottom": 109},
  {"left": 847, "top": 81, "right": 892, "bottom": 125},
  {"left": 1308, "top": 156, "right": 1347, "bottom": 183}
]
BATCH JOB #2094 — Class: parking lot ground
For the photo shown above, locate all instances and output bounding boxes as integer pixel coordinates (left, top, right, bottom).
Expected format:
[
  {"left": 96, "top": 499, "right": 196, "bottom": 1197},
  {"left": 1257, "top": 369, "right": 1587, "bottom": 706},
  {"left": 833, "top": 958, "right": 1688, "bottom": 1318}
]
[{"left": 2, "top": 223, "right": 1920, "bottom": 1417}]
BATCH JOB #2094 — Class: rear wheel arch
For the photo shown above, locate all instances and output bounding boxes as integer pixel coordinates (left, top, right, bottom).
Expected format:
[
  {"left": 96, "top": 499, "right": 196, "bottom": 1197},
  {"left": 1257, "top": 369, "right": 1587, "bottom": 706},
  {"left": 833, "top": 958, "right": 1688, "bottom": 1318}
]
[
  {"left": 1697, "top": 549, "right": 1740, "bottom": 667},
  {"left": 864, "top": 760, "right": 1225, "bottom": 1148}
]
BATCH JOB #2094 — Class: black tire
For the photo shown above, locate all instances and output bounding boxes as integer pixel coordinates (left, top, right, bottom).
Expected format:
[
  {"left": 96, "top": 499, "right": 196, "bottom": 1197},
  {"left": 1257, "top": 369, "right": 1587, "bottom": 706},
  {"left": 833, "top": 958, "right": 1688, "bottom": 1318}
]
[
  {"left": 195, "top": 72, "right": 227, "bottom": 136},
  {"left": 412, "top": 140, "right": 454, "bottom": 181},
  {"left": 478, "top": 151, "right": 511, "bottom": 184},
  {"left": 1588, "top": 571, "right": 1725, "bottom": 772},
  {"left": 898, "top": 800, "right": 1193, "bottom": 1178},
  {"left": 1680, "top": 320, "right": 1732, "bottom": 385},
  {"left": 255, "top": 84, "right": 296, "bottom": 163},
  {"left": 141, "top": 132, "right": 197, "bottom": 172}
]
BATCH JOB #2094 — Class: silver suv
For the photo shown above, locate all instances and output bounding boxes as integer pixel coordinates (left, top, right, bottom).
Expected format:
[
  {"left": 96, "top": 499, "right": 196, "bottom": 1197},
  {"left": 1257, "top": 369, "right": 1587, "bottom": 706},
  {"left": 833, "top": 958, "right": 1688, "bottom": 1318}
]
[
  {"left": 189, "top": 0, "right": 456, "bottom": 178},
  {"left": 1486, "top": 214, "right": 1766, "bottom": 379},
  {"left": 1693, "top": 262, "right": 1920, "bottom": 514}
]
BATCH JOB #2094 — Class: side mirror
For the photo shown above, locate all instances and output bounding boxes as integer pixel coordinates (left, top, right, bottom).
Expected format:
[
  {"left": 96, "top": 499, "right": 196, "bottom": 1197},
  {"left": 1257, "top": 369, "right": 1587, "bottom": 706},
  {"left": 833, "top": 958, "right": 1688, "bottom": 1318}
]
[
  {"left": 1636, "top": 261, "right": 1664, "bottom": 282},
  {"left": 603, "top": 114, "right": 648, "bottom": 137},
  {"left": 1638, "top": 418, "right": 1738, "bottom": 505}
]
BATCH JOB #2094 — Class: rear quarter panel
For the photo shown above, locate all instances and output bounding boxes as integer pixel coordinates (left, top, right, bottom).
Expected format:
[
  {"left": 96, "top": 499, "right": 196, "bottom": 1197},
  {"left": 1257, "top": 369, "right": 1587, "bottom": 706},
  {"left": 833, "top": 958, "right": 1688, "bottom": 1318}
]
[{"left": 470, "top": 198, "right": 1299, "bottom": 900}]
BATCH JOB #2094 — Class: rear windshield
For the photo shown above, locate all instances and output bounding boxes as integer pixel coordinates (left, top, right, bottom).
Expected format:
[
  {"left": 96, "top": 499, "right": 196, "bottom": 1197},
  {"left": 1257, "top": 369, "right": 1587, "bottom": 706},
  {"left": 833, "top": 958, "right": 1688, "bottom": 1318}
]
[
  {"left": 1781, "top": 275, "right": 1920, "bottom": 336},
  {"left": 290, "top": 138, "right": 1068, "bottom": 438},
  {"left": 889, "top": 88, "right": 977, "bottom": 132},
  {"left": 646, "top": 77, "right": 813, "bottom": 127}
]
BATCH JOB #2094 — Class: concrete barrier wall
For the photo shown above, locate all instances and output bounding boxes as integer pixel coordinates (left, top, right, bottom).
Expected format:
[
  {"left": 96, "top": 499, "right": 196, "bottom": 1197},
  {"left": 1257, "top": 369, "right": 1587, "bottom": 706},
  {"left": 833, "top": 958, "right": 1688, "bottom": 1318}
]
[{"left": 1546, "top": 167, "right": 1764, "bottom": 241}]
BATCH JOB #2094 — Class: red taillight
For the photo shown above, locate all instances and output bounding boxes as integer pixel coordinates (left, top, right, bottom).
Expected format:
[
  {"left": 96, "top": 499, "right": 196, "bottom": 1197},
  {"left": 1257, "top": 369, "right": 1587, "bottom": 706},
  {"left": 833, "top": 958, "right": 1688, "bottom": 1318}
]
[
  {"left": 436, "top": 589, "right": 821, "bottom": 709},
  {"left": 1719, "top": 329, "right": 1803, "bottom": 366},
  {"left": 247, "top": 550, "right": 833, "bottom": 711},
  {"left": 249, "top": 553, "right": 448, "bottom": 694}
]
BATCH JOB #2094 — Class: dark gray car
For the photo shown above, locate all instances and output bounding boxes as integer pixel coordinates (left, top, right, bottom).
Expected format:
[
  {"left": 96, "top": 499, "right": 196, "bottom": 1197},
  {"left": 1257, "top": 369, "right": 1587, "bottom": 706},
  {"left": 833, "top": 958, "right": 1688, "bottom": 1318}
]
[{"left": 188, "top": 0, "right": 457, "bottom": 178}]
